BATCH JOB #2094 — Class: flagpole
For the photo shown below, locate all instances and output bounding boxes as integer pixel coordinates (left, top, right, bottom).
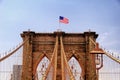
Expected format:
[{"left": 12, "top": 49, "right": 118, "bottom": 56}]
[
  {"left": 58, "top": 16, "right": 61, "bottom": 32},
  {"left": 59, "top": 20, "right": 60, "bottom": 29}
]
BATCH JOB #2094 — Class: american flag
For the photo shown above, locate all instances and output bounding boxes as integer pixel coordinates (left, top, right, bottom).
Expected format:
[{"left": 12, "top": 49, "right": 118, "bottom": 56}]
[{"left": 59, "top": 16, "right": 69, "bottom": 24}]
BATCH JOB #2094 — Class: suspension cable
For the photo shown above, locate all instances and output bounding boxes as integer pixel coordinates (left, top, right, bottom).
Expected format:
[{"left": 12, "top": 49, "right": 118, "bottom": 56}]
[
  {"left": 0, "top": 38, "right": 28, "bottom": 62},
  {"left": 89, "top": 37, "right": 120, "bottom": 64},
  {"left": 103, "top": 50, "right": 120, "bottom": 64}
]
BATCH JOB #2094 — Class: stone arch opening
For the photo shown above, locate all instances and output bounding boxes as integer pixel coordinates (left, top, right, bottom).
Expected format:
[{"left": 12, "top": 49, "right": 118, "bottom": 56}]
[
  {"left": 36, "top": 56, "right": 50, "bottom": 80},
  {"left": 68, "top": 56, "right": 83, "bottom": 80}
]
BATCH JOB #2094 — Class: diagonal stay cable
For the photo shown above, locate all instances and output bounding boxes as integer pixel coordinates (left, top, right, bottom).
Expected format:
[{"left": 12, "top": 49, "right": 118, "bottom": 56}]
[
  {"left": 42, "top": 36, "right": 58, "bottom": 80},
  {"left": 60, "top": 36, "right": 75, "bottom": 80}
]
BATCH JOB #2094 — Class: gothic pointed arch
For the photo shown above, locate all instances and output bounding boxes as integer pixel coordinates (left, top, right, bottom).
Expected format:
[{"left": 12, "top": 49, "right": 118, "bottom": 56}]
[
  {"left": 33, "top": 53, "right": 50, "bottom": 75},
  {"left": 68, "top": 54, "right": 85, "bottom": 79}
]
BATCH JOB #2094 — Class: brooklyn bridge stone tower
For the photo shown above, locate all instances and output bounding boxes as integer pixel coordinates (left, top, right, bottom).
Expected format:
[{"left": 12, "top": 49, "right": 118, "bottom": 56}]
[{"left": 21, "top": 30, "right": 98, "bottom": 80}]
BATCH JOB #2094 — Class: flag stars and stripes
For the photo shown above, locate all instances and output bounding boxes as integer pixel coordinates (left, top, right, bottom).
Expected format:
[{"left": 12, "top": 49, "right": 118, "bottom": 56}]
[{"left": 59, "top": 16, "right": 69, "bottom": 24}]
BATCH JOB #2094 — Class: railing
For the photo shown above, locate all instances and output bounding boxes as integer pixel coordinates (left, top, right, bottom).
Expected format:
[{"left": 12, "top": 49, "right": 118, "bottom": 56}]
[{"left": 99, "top": 54, "right": 120, "bottom": 80}]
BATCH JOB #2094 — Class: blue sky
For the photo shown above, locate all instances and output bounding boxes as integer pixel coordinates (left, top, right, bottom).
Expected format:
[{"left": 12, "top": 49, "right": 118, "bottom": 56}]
[
  {"left": 0, "top": 0, "right": 120, "bottom": 80},
  {"left": 0, "top": 0, "right": 120, "bottom": 54}
]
